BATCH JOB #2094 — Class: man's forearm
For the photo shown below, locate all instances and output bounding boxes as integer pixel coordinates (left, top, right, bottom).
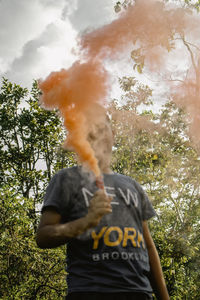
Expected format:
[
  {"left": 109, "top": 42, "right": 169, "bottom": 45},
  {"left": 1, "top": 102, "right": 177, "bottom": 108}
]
[
  {"left": 36, "top": 216, "right": 91, "bottom": 249},
  {"left": 36, "top": 190, "right": 112, "bottom": 249},
  {"left": 148, "top": 243, "right": 170, "bottom": 300},
  {"left": 143, "top": 221, "right": 169, "bottom": 300}
]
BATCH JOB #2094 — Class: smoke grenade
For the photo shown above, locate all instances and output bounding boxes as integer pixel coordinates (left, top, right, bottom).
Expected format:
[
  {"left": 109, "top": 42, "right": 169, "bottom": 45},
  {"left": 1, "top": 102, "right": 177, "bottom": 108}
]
[{"left": 96, "top": 176, "right": 105, "bottom": 191}]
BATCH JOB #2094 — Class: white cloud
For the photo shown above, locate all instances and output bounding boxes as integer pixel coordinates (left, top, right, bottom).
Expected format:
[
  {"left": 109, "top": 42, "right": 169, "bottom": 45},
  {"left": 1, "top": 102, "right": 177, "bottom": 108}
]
[
  {"left": 68, "top": 0, "right": 117, "bottom": 33},
  {"left": 4, "top": 20, "right": 77, "bottom": 88},
  {"left": 0, "top": 0, "right": 118, "bottom": 88},
  {"left": 0, "top": 0, "right": 66, "bottom": 74},
  {"left": 61, "top": 0, "right": 78, "bottom": 19}
]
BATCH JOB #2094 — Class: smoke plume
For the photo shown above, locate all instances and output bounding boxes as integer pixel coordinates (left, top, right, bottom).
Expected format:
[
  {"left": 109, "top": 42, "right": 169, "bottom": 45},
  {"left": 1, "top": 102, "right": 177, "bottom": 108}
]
[
  {"left": 39, "top": 60, "right": 109, "bottom": 176},
  {"left": 39, "top": 0, "right": 200, "bottom": 175}
]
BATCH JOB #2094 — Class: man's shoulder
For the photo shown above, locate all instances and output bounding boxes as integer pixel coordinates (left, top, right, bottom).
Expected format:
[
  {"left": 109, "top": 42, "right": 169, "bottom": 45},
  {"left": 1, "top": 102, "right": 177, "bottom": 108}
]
[
  {"left": 114, "top": 172, "right": 136, "bottom": 183},
  {"left": 114, "top": 172, "right": 143, "bottom": 191}
]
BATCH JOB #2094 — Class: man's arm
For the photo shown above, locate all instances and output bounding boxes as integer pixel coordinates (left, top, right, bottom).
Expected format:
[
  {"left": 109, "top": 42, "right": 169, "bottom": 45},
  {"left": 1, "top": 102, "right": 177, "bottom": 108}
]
[
  {"left": 143, "top": 221, "right": 170, "bottom": 300},
  {"left": 36, "top": 190, "right": 112, "bottom": 249}
]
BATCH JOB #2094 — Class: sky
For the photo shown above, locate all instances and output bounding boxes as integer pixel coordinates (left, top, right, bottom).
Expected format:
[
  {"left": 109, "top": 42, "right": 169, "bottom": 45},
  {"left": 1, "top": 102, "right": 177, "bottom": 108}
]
[{"left": 0, "top": 0, "right": 122, "bottom": 91}]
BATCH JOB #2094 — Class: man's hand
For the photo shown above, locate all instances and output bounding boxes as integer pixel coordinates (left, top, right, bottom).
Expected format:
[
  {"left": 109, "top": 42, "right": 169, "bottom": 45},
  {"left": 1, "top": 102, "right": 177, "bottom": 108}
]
[{"left": 85, "top": 190, "right": 112, "bottom": 227}]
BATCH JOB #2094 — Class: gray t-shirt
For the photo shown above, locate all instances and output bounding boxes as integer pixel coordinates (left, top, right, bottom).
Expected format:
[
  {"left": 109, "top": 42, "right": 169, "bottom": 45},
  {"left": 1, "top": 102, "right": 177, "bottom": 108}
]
[{"left": 42, "top": 166, "right": 156, "bottom": 295}]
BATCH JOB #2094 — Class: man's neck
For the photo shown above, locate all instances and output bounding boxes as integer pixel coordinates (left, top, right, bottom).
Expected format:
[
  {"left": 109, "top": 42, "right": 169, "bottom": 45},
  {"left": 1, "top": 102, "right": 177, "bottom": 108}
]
[{"left": 99, "top": 163, "right": 112, "bottom": 174}]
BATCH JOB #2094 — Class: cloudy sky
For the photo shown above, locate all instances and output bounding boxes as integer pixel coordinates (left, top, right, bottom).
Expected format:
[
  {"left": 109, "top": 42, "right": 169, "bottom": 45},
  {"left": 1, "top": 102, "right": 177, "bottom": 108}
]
[{"left": 0, "top": 0, "right": 122, "bottom": 91}]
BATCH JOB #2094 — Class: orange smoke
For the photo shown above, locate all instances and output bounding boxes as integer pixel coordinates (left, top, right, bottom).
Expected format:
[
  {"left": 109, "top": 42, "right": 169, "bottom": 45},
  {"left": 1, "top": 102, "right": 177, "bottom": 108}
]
[
  {"left": 80, "top": 0, "right": 186, "bottom": 60},
  {"left": 80, "top": 0, "right": 200, "bottom": 148},
  {"left": 39, "top": 60, "right": 109, "bottom": 176},
  {"left": 172, "top": 78, "right": 200, "bottom": 151},
  {"left": 39, "top": 0, "right": 200, "bottom": 173}
]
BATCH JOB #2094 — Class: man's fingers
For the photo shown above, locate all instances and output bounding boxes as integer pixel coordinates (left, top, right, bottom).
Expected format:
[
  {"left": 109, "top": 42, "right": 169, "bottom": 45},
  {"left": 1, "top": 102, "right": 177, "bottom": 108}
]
[
  {"left": 93, "top": 190, "right": 113, "bottom": 201},
  {"left": 96, "top": 207, "right": 112, "bottom": 216},
  {"left": 91, "top": 201, "right": 112, "bottom": 210},
  {"left": 89, "top": 191, "right": 113, "bottom": 222},
  {"left": 108, "top": 196, "right": 113, "bottom": 202},
  {"left": 94, "top": 189, "right": 105, "bottom": 196}
]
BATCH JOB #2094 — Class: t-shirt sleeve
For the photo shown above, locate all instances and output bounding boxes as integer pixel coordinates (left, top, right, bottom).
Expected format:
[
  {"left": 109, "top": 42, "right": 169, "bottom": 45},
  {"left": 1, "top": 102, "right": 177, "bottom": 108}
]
[
  {"left": 42, "top": 173, "right": 63, "bottom": 215},
  {"left": 141, "top": 189, "right": 156, "bottom": 221},
  {"left": 133, "top": 180, "right": 156, "bottom": 221}
]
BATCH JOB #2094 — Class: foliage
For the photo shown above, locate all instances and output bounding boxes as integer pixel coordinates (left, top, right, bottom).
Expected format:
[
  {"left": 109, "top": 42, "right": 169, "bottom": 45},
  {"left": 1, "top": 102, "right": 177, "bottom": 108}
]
[
  {"left": 114, "top": 0, "right": 135, "bottom": 13},
  {"left": 165, "top": 0, "right": 200, "bottom": 12},
  {"left": 0, "top": 186, "right": 67, "bottom": 299},
  {"left": 0, "top": 78, "right": 75, "bottom": 299},
  {"left": 115, "top": 0, "right": 200, "bottom": 13}
]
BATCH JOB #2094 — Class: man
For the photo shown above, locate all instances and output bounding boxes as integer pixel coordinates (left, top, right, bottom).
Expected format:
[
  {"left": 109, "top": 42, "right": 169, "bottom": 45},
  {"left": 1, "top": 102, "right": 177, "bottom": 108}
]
[{"left": 36, "top": 106, "right": 170, "bottom": 300}]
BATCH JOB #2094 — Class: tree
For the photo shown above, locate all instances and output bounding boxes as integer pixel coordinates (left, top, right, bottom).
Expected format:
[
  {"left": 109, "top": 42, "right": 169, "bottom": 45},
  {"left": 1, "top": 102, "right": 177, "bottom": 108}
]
[{"left": 0, "top": 78, "right": 75, "bottom": 299}]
